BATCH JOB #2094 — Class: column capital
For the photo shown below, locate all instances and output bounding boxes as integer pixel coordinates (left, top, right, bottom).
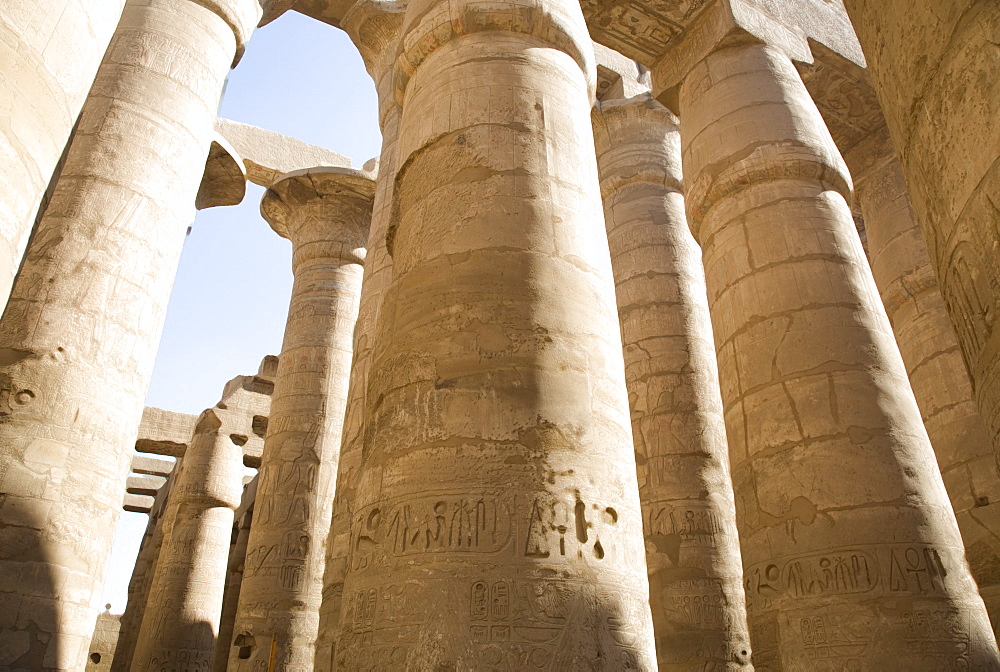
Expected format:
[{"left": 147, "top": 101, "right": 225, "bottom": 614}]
[
  {"left": 393, "top": 0, "right": 596, "bottom": 104},
  {"left": 261, "top": 166, "right": 376, "bottom": 265},
  {"left": 648, "top": 0, "right": 813, "bottom": 114},
  {"left": 592, "top": 93, "right": 683, "bottom": 200},
  {"left": 191, "top": 0, "right": 264, "bottom": 65}
]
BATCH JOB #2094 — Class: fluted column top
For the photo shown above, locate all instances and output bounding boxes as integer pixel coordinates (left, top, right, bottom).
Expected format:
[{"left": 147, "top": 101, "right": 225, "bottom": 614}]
[
  {"left": 592, "top": 93, "right": 684, "bottom": 198},
  {"left": 261, "top": 166, "right": 376, "bottom": 265}
]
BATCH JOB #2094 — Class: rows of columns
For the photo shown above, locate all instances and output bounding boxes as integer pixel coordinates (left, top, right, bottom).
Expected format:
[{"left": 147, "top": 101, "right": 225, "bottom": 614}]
[{"left": 1, "top": 0, "right": 1000, "bottom": 670}]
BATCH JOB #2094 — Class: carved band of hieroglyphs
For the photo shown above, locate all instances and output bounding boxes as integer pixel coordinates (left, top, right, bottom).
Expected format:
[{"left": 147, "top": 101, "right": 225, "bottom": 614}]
[
  {"left": 350, "top": 495, "right": 513, "bottom": 571},
  {"left": 745, "top": 545, "right": 951, "bottom": 612}
]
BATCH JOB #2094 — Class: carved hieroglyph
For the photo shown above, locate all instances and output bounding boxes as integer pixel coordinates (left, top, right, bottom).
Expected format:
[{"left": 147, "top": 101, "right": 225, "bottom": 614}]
[
  {"left": 593, "top": 93, "right": 752, "bottom": 670},
  {"left": 335, "top": 0, "right": 657, "bottom": 666},
  {"left": 131, "top": 410, "right": 244, "bottom": 670},
  {"left": 679, "top": 41, "right": 1000, "bottom": 670},
  {"left": 857, "top": 154, "right": 1000, "bottom": 633},
  {"left": 315, "top": 2, "right": 403, "bottom": 668},
  {"left": 0, "top": 0, "right": 259, "bottom": 669},
  {"left": 842, "top": 0, "right": 1000, "bottom": 475},
  {"left": 228, "top": 167, "right": 374, "bottom": 669},
  {"left": 0, "top": 0, "right": 126, "bottom": 311}
]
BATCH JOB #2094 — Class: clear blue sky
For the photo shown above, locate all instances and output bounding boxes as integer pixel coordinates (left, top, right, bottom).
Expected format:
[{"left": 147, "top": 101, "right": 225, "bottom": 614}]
[{"left": 101, "top": 11, "right": 382, "bottom": 613}]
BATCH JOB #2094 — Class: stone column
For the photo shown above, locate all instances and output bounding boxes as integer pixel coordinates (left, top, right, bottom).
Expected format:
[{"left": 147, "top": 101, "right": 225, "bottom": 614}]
[
  {"left": 314, "top": 2, "right": 403, "bottom": 668},
  {"left": 213, "top": 503, "right": 252, "bottom": 672},
  {"left": 131, "top": 409, "right": 244, "bottom": 670},
  {"left": 592, "top": 93, "right": 752, "bottom": 670},
  {"left": 228, "top": 166, "right": 374, "bottom": 670},
  {"left": 0, "top": 0, "right": 259, "bottom": 669},
  {"left": 0, "top": 0, "right": 126, "bottom": 308},
  {"left": 857, "top": 153, "right": 1000, "bottom": 631},
  {"left": 336, "top": 0, "right": 657, "bottom": 665},
  {"left": 111, "top": 473, "right": 175, "bottom": 672},
  {"left": 842, "top": 0, "right": 1000, "bottom": 468},
  {"left": 677, "top": 40, "right": 999, "bottom": 669}
]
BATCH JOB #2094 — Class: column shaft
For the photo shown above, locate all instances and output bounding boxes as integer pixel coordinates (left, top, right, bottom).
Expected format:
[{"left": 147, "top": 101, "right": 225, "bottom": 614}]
[
  {"left": 680, "top": 41, "right": 999, "bottom": 669},
  {"left": 842, "top": 0, "right": 1000, "bottom": 467},
  {"left": 859, "top": 155, "right": 1000, "bottom": 631},
  {"left": 131, "top": 410, "right": 243, "bottom": 670},
  {"left": 229, "top": 167, "right": 373, "bottom": 669},
  {"left": 0, "top": 0, "right": 256, "bottom": 668},
  {"left": 315, "top": 5, "right": 402, "bottom": 667},
  {"left": 112, "top": 478, "right": 174, "bottom": 672},
  {"left": 593, "top": 94, "right": 752, "bottom": 670},
  {"left": 0, "top": 0, "right": 125, "bottom": 308},
  {"left": 336, "top": 0, "right": 656, "bottom": 666},
  {"left": 213, "top": 508, "right": 252, "bottom": 672}
]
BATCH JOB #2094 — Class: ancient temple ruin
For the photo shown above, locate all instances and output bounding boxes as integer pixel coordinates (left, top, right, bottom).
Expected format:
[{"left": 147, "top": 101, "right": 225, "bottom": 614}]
[{"left": 2, "top": 0, "right": 999, "bottom": 669}]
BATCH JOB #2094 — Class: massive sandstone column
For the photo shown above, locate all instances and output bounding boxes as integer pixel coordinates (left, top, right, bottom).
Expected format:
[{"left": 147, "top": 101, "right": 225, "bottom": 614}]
[
  {"left": 0, "top": 0, "right": 126, "bottom": 308},
  {"left": 336, "top": 0, "right": 656, "bottom": 666},
  {"left": 0, "top": 0, "right": 259, "bottom": 668},
  {"left": 677, "top": 41, "right": 999, "bottom": 669},
  {"left": 592, "top": 93, "right": 752, "bottom": 670},
  {"left": 131, "top": 410, "right": 244, "bottom": 670},
  {"left": 213, "top": 494, "right": 253, "bottom": 672},
  {"left": 229, "top": 166, "right": 374, "bottom": 670},
  {"left": 841, "top": 0, "right": 1000, "bottom": 467},
  {"left": 315, "top": 3, "right": 402, "bottom": 669},
  {"left": 856, "top": 153, "right": 1000, "bottom": 631}
]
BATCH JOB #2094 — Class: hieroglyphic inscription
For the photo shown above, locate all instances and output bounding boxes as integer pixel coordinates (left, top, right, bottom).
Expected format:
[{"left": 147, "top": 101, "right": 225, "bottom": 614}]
[
  {"left": 349, "top": 495, "right": 513, "bottom": 571},
  {"left": 744, "top": 545, "right": 949, "bottom": 612}
]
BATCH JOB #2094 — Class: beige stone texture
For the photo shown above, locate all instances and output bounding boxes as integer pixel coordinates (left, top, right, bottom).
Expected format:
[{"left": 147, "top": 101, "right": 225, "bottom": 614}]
[
  {"left": 0, "top": 0, "right": 261, "bottom": 668},
  {"left": 131, "top": 409, "right": 245, "bottom": 671},
  {"left": 857, "top": 153, "right": 1000, "bottom": 633},
  {"left": 228, "top": 166, "right": 374, "bottom": 669},
  {"left": 85, "top": 608, "right": 121, "bottom": 671},
  {"left": 593, "top": 93, "right": 752, "bottom": 670},
  {"left": 215, "top": 118, "right": 352, "bottom": 187},
  {"left": 314, "top": 3, "right": 403, "bottom": 667},
  {"left": 0, "top": 0, "right": 126, "bottom": 311},
  {"left": 678, "top": 39, "right": 999, "bottom": 670},
  {"left": 842, "top": 0, "right": 1000, "bottom": 506},
  {"left": 197, "top": 133, "right": 248, "bottom": 210},
  {"left": 112, "top": 469, "right": 176, "bottom": 672},
  {"left": 335, "top": 0, "right": 656, "bottom": 665},
  {"left": 213, "top": 482, "right": 255, "bottom": 672}
]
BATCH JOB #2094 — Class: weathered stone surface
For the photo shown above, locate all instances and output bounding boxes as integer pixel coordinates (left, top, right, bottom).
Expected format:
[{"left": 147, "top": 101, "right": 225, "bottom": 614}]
[
  {"left": 215, "top": 118, "right": 352, "bottom": 187},
  {"left": 0, "top": 0, "right": 126, "bottom": 311},
  {"left": 315, "top": 3, "right": 403, "bottom": 667},
  {"left": 131, "top": 409, "right": 244, "bottom": 671},
  {"left": 84, "top": 608, "right": 120, "bottom": 671},
  {"left": 857, "top": 152, "right": 1000, "bottom": 635},
  {"left": 679, "top": 40, "right": 999, "bottom": 670},
  {"left": 213, "top": 483, "right": 255, "bottom": 672},
  {"left": 593, "top": 93, "right": 752, "bottom": 671},
  {"left": 126, "top": 475, "right": 168, "bottom": 498},
  {"left": 335, "top": 0, "right": 657, "bottom": 664},
  {"left": 112, "top": 471, "right": 175, "bottom": 672},
  {"left": 843, "top": 0, "right": 1000, "bottom": 507},
  {"left": 0, "top": 0, "right": 260, "bottom": 668},
  {"left": 197, "top": 133, "right": 248, "bottom": 210},
  {"left": 129, "top": 455, "right": 175, "bottom": 478},
  {"left": 229, "top": 166, "right": 374, "bottom": 669}
]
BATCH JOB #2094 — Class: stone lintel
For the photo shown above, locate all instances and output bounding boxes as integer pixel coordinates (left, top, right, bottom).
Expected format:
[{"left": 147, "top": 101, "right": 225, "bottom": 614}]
[
  {"left": 594, "top": 42, "right": 651, "bottom": 102},
  {"left": 215, "top": 118, "right": 352, "bottom": 188},
  {"left": 126, "top": 475, "right": 168, "bottom": 497},
  {"left": 123, "top": 493, "right": 155, "bottom": 514},
  {"left": 135, "top": 407, "right": 198, "bottom": 457},
  {"left": 130, "top": 454, "right": 175, "bottom": 478}
]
